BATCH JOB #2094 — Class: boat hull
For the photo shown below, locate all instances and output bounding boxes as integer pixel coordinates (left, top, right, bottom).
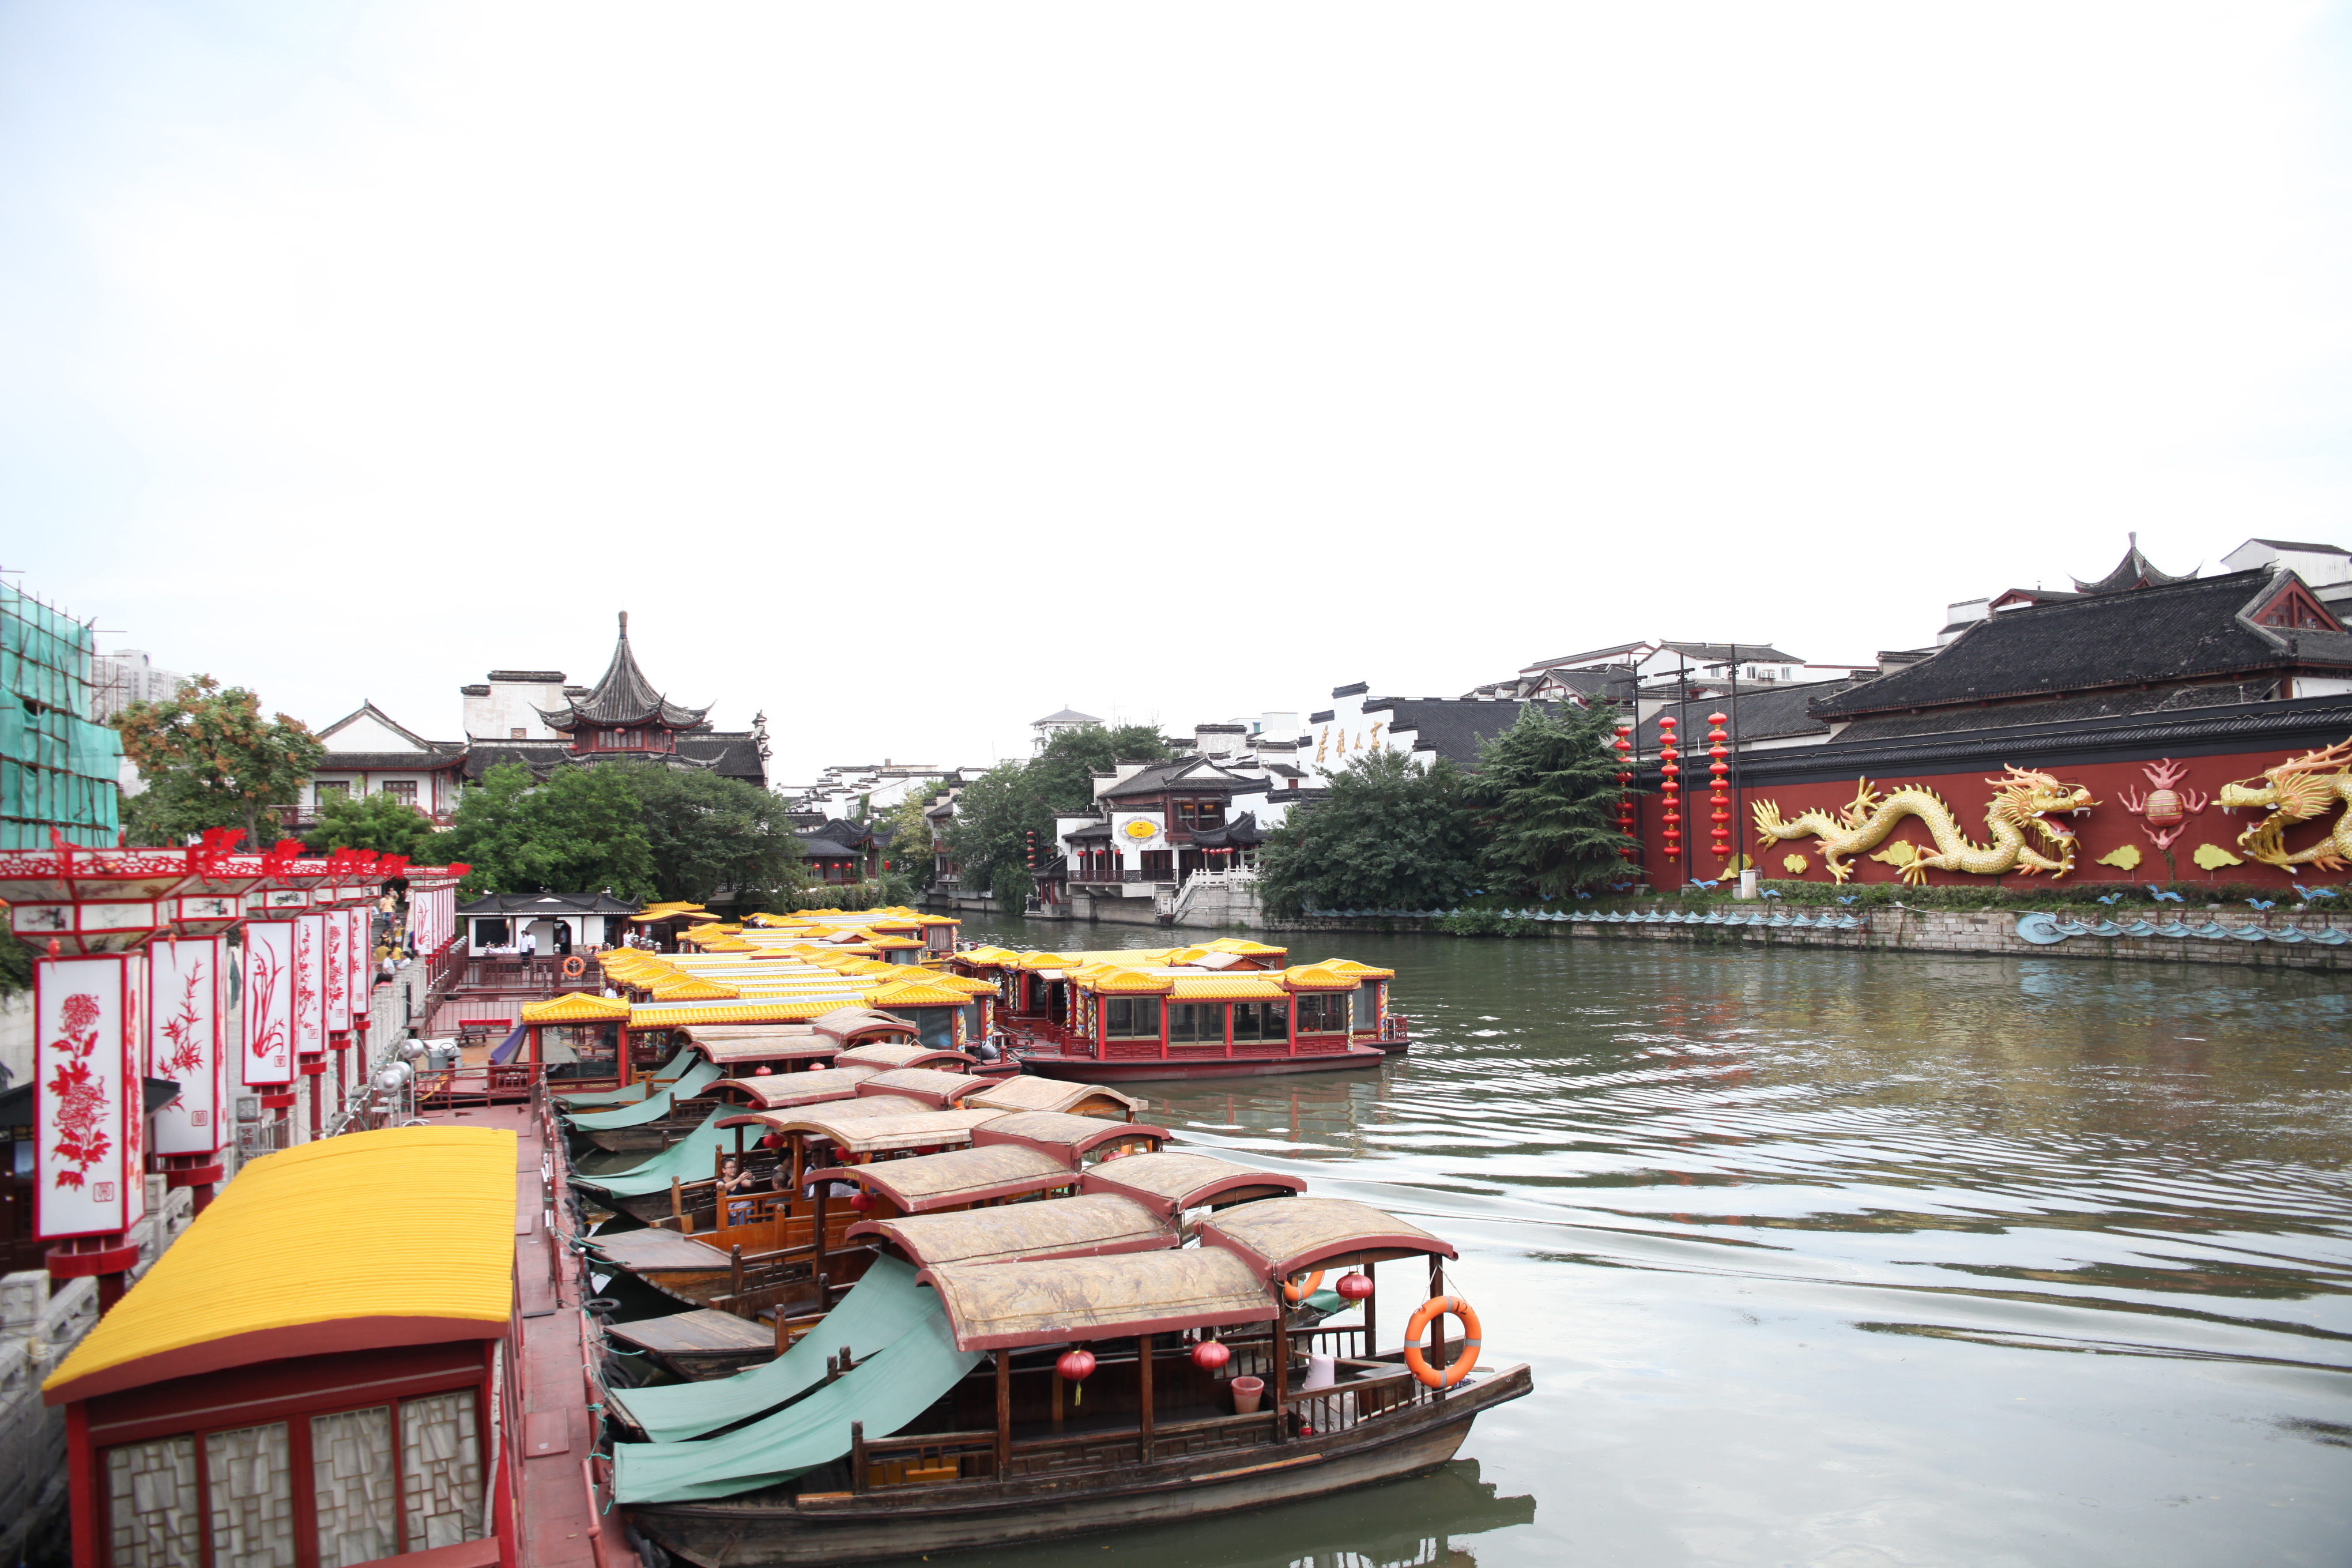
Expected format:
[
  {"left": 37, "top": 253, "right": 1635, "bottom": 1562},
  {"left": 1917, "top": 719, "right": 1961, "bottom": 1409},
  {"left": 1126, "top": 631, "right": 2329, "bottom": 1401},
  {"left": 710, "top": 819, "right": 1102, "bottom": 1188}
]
[
  {"left": 630, "top": 1364, "right": 1529, "bottom": 1567},
  {"left": 1016, "top": 1047, "right": 1386, "bottom": 1083}
]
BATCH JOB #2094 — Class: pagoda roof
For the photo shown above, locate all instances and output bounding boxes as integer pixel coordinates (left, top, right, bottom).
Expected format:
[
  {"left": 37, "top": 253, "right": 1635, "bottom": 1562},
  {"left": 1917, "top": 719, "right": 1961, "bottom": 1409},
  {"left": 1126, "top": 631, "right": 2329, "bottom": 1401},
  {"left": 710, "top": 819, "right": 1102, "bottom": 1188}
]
[
  {"left": 2072, "top": 534, "right": 2196, "bottom": 594},
  {"left": 536, "top": 612, "right": 713, "bottom": 733}
]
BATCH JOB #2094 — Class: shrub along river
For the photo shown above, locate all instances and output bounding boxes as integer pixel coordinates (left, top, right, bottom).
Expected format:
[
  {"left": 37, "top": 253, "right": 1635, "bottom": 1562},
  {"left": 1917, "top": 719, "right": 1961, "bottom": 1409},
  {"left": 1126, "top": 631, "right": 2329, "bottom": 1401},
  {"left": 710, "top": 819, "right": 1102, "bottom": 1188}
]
[{"left": 866, "top": 918, "right": 2352, "bottom": 1568}]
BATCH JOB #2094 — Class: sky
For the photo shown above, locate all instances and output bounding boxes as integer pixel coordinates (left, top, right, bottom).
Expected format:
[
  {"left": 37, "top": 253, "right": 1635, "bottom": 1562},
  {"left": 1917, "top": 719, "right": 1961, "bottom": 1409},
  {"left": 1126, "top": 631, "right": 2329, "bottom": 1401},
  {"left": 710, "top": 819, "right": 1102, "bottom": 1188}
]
[{"left": 5, "top": 2, "right": 2351, "bottom": 786}]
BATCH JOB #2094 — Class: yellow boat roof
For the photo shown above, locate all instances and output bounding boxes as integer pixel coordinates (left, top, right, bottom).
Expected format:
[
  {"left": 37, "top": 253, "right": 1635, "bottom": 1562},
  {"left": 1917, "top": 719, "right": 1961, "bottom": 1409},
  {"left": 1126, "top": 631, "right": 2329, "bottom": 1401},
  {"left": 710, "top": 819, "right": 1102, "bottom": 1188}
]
[{"left": 45, "top": 1127, "right": 515, "bottom": 1405}]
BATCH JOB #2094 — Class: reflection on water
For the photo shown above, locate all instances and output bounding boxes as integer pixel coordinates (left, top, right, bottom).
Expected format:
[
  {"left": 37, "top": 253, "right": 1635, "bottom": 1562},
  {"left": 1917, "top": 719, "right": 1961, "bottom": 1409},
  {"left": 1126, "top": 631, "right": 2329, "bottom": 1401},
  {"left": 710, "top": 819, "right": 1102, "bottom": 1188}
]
[{"left": 879, "top": 922, "right": 2352, "bottom": 1566}]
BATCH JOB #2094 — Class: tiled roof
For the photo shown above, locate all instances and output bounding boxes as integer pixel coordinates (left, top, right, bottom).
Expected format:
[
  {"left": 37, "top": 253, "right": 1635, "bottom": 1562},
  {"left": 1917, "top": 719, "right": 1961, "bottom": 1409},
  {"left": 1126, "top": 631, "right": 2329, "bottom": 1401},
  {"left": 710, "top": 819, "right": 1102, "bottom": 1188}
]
[
  {"left": 457, "top": 892, "right": 639, "bottom": 915},
  {"left": 1359, "top": 698, "right": 1565, "bottom": 768},
  {"left": 1830, "top": 680, "right": 2277, "bottom": 743},
  {"left": 1814, "top": 569, "right": 2352, "bottom": 718},
  {"left": 1638, "top": 681, "right": 1856, "bottom": 748}
]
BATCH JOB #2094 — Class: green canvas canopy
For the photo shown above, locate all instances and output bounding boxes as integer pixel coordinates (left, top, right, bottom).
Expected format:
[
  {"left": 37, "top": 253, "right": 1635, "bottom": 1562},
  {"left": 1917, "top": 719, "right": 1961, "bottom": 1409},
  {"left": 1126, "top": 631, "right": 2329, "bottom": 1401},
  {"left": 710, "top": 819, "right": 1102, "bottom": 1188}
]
[
  {"left": 606, "top": 1256, "right": 939, "bottom": 1443},
  {"left": 612, "top": 1292, "right": 979, "bottom": 1503},
  {"left": 569, "top": 1106, "right": 732, "bottom": 1197},
  {"left": 564, "top": 1060, "right": 723, "bottom": 1130},
  {"left": 555, "top": 1045, "right": 695, "bottom": 1108}
]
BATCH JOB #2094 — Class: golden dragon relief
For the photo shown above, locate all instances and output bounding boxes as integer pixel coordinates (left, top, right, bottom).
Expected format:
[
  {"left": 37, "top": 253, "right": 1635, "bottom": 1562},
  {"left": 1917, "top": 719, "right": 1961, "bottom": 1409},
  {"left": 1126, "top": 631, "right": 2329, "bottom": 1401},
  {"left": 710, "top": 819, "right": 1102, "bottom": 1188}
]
[
  {"left": 2217, "top": 736, "right": 2352, "bottom": 874},
  {"left": 1751, "top": 767, "right": 2096, "bottom": 885}
]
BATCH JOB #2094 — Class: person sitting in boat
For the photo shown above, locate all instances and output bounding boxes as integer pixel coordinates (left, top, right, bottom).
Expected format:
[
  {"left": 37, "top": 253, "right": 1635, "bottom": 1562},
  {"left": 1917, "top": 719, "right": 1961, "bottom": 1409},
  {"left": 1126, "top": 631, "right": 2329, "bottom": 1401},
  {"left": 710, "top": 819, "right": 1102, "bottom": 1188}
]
[{"left": 717, "top": 1154, "right": 759, "bottom": 1224}]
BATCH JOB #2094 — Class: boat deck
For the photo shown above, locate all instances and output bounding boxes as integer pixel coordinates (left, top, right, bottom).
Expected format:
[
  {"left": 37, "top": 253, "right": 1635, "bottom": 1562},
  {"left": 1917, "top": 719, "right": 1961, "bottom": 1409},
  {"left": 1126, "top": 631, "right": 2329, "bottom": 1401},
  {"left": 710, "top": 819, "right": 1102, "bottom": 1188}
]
[{"left": 420, "top": 1100, "right": 615, "bottom": 1568}]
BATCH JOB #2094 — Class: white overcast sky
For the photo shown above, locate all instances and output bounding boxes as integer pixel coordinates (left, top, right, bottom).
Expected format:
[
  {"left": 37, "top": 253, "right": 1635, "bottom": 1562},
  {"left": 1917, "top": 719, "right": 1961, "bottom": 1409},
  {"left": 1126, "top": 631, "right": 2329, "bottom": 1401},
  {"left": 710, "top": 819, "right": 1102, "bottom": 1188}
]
[{"left": 5, "top": 2, "right": 2350, "bottom": 785}]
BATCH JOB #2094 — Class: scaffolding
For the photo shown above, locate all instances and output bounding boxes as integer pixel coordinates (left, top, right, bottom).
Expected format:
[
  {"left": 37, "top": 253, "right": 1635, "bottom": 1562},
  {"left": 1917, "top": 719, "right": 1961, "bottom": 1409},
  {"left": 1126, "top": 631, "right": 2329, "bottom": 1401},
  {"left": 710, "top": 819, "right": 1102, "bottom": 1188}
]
[{"left": 0, "top": 580, "right": 122, "bottom": 849}]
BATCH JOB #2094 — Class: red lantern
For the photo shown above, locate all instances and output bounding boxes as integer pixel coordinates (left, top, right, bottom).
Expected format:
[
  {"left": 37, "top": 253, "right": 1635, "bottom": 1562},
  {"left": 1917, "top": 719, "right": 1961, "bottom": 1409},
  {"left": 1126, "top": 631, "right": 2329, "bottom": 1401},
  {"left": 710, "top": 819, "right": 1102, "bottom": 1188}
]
[
  {"left": 760, "top": 1133, "right": 783, "bottom": 1149},
  {"left": 847, "top": 1190, "right": 874, "bottom": 1212},
  {"left": 1191, "top": 1339, "right": 1231, "bottom": 1371},
  {"left": 1058, "top": 1347, "right": 1097, "bottom": 1403},
  {"left": 1336, "top": 1272, "right": 1373, "bottom": 1301},
  {"left": 753, "top": 1063, "right": 772, "bottom": 1076}
]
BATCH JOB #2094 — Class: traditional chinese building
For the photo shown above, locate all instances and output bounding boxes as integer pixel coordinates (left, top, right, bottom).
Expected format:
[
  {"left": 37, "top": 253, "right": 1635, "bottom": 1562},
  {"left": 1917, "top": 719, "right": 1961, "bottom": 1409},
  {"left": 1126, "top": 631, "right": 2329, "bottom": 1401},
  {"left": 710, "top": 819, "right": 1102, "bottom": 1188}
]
[{"left": 1624, "top": 547, "right": 2352, "bottom": 891}]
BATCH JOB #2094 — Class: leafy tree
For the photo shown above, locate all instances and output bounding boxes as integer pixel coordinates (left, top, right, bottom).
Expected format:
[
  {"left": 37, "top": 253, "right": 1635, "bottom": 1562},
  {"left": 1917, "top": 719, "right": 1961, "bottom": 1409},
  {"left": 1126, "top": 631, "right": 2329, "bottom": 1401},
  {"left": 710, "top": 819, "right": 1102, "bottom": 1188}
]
[
  {"left": 303, "top": 790, "right": 441, "bottom": 859},
  {"left": 111, "top": 676, "right": 326, "bottom": 848},
  {"left": 1468, "top": 702, "right": 1636, "bottom": 896},
  {"left": 627, "top": 763, "right": 808, "bottom": 906},
  {"left": 875, "top": 783, "right": 942, "bottom": 892},
  {"left": 438, "top": 763, "right": 657, "bottom": 899},
  {"left": 948, "top": 725, "right": 1170, "bottom": 902},
  {"left": 1257, "top": 749, "right": 1480, "bottom": 917}
]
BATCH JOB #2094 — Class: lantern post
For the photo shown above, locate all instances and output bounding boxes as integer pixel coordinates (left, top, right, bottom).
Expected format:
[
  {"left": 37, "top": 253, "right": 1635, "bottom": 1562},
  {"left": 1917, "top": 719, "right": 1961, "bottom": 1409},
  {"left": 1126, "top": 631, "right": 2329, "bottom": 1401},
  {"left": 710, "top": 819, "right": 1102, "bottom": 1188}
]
[
  {"left": 1706, "top": 713, "right": 1733, "bottom": 869},
  {"left": 240, "top": 841, "right": 333, "bottom": 1145},
  {"left": 1612, "top": 724, "right": 1638, "bottom": 865},
  {"left": 1657, "top": 715, "right": 1682, "bottom": 879}
]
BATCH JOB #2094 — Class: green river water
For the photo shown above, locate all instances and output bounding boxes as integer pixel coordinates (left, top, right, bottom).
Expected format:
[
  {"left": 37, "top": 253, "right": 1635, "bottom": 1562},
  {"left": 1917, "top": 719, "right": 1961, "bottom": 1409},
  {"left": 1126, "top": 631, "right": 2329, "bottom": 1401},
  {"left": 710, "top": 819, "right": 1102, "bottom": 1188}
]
[{"left": 873, "top": 918, "right": 2351, "bottom": 1568}]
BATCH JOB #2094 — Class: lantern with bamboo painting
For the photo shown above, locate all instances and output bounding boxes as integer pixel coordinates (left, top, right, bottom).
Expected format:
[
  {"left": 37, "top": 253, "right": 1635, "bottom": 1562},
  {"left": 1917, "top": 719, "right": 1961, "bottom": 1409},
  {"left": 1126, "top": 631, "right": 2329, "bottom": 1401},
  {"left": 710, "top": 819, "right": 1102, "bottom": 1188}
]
[
  {"left": 1657, "top": 716, "right": 1682, "bottom": 857},
  {"left": 1706, "top": 712, "right": 1732, "bottom": 862},
  {"left": 150, "top": 827, "right": 269, "bottom": 1209},
  {"left": 240, "top": 842, "right": 333, "bottom": 1127}
]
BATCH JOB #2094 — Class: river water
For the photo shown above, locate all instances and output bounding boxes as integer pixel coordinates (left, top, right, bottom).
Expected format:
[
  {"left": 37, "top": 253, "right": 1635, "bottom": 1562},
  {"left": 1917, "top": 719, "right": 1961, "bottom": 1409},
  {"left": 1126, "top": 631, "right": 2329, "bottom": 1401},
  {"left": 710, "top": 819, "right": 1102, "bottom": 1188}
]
[{"left": 879, "top": 918, "right": 2352, "bottom": 1568}]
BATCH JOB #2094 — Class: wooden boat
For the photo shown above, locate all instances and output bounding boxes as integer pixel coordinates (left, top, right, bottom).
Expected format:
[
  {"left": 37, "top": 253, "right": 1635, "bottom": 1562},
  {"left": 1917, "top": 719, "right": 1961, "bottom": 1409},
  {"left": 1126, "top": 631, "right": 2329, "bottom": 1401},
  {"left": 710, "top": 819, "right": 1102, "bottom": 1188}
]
[
  {"left": 956, "top": 949, "right": 1407, "bottom": 1081},
  {"left": 615, "top": 1195, "right": 1531, "bottom": 1566}
]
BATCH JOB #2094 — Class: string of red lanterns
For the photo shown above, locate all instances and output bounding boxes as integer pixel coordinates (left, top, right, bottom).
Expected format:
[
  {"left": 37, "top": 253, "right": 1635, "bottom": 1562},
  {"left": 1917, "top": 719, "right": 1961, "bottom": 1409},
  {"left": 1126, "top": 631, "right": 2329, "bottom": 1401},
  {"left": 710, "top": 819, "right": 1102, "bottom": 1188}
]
[
  {"left": 1658, "top": 715, "right": 1682, "bottom": 861},
  {"left": 1612, "top": 724, "right": 1638, "bottom": 860},
  {"left": 1707, "top": 711, "right": 1732, "bottom": 866}
]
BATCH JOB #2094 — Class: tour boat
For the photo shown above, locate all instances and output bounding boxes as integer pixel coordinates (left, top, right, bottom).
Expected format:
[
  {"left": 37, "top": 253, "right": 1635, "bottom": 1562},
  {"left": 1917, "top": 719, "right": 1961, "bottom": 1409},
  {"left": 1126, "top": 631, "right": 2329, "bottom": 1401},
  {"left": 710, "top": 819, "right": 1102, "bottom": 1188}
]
[
  {"left": 608, "top": 1193, "right": 1528, "bottom": 1565},
  {"left": 945, "top": 944, "right": 1408, "bottom": 1080}
]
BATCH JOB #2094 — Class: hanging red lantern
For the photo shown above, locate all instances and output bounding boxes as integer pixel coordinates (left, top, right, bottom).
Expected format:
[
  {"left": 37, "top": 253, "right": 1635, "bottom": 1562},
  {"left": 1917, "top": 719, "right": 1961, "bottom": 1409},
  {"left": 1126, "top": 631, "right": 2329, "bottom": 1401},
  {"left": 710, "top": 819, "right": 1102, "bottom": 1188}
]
[
  {"left": 1336, "top": 1272, "right": 1373, "bottom": 1301},
  {"left": 847, "top": 1189, "right": 874, "bottom": 1212},
  {"left": 1191, "top": 1338, "right": 1231, "bottom": 1371},
  {"left": 760, "top": 1133, "right": 783, "bottom": 1149},
  {"left": 1058, "top": 1347, "right": 1098, "bottom": 1403}
]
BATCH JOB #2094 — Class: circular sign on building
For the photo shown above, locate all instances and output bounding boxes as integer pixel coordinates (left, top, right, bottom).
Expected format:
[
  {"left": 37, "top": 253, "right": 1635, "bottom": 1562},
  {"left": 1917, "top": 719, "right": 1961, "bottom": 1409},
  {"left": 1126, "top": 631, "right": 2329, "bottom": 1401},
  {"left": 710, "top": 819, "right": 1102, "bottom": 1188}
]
[{"left": 1123, "top": 820, "right": 1159, "bottom": 841}]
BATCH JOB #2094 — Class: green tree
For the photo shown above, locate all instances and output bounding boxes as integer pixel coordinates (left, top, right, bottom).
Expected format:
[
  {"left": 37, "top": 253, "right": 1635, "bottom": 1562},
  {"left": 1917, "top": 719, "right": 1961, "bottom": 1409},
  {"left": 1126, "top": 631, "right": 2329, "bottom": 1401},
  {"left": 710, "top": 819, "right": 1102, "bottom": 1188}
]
[
  {"left": 1257, "top": 749, "right": 1480, "bottom": 917},
  {"left": 303, "top": 790, "right": 442, "bottom": 859},
  {"left": 875, "top": 783, "right": 943, "bottom": 892},
  {"left": 948, "top": 725, "right": 1170, "bottom": 902},
  {"left": 1468, "top": 702, "right": 1636, "bottom": 896},
  {"left": 439, "top": 762, "right": 657, "bottom": 899},
  {"left": 111, "top": 676, "right": 327, "bottom": 848},
  {"left": 627, "top": 763, "right": 808, "bottom": 907}
]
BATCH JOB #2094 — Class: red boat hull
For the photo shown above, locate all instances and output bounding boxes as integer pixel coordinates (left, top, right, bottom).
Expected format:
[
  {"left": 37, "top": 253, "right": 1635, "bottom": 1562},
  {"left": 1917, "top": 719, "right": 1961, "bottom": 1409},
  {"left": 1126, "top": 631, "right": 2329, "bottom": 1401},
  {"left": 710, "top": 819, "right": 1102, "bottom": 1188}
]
[{"left": 1016, "top": 1046, "right": 1387, "bottom": 1081}]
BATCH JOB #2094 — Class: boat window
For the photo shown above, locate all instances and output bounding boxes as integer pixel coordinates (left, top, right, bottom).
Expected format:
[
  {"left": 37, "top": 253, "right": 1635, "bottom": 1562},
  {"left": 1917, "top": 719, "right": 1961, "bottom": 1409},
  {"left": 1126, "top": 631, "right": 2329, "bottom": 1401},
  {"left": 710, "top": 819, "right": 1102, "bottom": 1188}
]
[
  {"left": 310, "top": 1406, "right": 394, "bottom": 1566},
  {"left": 918, "top": 1009, "right": 956, "bottom": 1050},
  {"left": 1166, "top": 1002, "right": 1215, "bottom": 1043},
  {"left": 1347, "top": 985, "right": 1372, "bottom": 1031},
  {"left": 1296, "top": 993, "right": 1347, "bottom": 1034},
  {"left": 1105, "top": 997, "right": 1160, "bottom": 1039},
  {"left": 1231, "top": 1001, "right": 1277, "bottom": 1041}
]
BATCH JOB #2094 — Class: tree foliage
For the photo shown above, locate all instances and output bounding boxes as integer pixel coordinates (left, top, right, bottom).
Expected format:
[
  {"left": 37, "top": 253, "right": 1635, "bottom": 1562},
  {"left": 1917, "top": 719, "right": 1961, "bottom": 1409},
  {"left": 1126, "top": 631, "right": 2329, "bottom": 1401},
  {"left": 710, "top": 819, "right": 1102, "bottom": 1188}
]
[
  {"left": 875, "top": 783, "right": 942, "bottom": 892},
  {"left": 1256, "top": 749, "right": 1481, "bottom": 917},
  {"left": 437, "top": 761, "right": 805, "bottom": 905},
  {"left": 948, "top": 725, "right": 1171, "bottom": 902},
  {"left": 303, "top": 790, "right": 442, "bottom": 859},
  {"left": 111, "top": 676, "right": 326, "bottom": 848},
  {"left": 1467, "top": 701, "right": 1636, "bottom": 896},
  {"left": 438, "top": 763, "right": 656, "bottom": 899},
  {"left": 627, "top": 763, "right": 808, "bottom": 906}
]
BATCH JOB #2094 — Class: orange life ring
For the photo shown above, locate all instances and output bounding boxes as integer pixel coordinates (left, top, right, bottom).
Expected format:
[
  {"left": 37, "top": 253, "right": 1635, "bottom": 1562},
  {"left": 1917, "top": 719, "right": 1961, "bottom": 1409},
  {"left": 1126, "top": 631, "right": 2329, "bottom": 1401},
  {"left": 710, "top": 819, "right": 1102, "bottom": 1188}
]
[
  {"left": 1282, "top": 1269, "right": 1326, "bottom": 1305},
  {"left": 560, "top": 956, "right": 586, "bottom": 978},
  {"left": 1401, "top": 1295, "right": 1481, "bottom": 1389}
]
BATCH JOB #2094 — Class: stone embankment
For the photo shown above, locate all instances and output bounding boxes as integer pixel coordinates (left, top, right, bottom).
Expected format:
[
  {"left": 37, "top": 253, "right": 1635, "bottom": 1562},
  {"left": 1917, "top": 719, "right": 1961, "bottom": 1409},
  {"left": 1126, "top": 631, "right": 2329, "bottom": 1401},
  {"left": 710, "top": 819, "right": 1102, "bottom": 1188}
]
[{"left": 1262, "top": 905, "right": 2350, "bottom": 971}]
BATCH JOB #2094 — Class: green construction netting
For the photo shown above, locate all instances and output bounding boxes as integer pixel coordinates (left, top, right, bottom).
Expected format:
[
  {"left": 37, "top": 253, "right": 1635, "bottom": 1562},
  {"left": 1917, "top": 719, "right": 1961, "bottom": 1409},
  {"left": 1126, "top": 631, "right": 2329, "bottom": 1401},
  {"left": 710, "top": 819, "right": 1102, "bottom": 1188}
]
[
  {"left": 612, "top": 1284, "right": 980, "bottom": 1503},
  {"left": 556, "top": 1046, "right": 696, "bottom": 1108},
  {"left": 570, "top": 1105, "right": 733, "bottom": 1196},
  {"left": 605, "top": 1256, "right": 939, "bottom": 1443},
  {"left": 565, "top": 1060, "right": 722, "bottom": 1130}
]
